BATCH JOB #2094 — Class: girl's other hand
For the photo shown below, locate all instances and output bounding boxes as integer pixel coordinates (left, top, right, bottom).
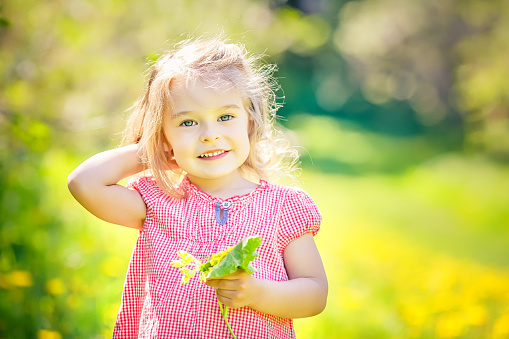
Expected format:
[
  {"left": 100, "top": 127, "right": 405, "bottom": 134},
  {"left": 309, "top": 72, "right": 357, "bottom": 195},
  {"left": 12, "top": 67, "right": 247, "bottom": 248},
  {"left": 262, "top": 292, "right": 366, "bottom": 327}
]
[
  {"left": 205, "top": 270, "right": 260, "bottom": 309},
  {"left": 205, "top": 233, "right": 327, "bottom": 319}
]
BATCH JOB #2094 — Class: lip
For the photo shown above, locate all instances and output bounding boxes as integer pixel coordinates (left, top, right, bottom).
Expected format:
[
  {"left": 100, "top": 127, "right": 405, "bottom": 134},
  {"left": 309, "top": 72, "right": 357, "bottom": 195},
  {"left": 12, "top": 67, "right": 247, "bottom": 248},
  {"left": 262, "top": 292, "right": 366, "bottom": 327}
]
[{"left": 197, "top": 149, "right": 230, "bottom": 160}]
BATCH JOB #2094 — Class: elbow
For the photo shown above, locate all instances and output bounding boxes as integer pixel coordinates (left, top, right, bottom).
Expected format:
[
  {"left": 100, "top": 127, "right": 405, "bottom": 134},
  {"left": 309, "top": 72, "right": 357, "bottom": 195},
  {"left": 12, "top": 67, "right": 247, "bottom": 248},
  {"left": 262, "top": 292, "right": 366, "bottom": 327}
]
[
  {"left": 295, "top": 278, "right": 328, "bottom": 318},
  {"left": 67, "top": 169, "right": 86, "bottom": 198},
  {"left": 315, "top": 296, "right": 327, "bottom": 316},
  {"left": 311, "top": 287, "right": 328, "bottom": 316},
  {"left": 67, "top": 171, "right": 75, "bottom": 189},
  {"left": 294, "top": 291, "right": 327, "bottom": 318},
  {"left": 67, "top": 170, "right": 78, "bottom": 193},
  {"left": 310, "top": 277, "right": 328, "bottom": 316}
]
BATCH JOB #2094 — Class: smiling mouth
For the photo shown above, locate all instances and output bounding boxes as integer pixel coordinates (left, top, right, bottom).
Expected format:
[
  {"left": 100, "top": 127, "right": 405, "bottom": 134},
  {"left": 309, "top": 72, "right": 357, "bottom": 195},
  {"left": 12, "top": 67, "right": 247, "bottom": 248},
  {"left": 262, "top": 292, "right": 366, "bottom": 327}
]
[{"left": 198, "top": 150, "right": 228, "bottom": 158}]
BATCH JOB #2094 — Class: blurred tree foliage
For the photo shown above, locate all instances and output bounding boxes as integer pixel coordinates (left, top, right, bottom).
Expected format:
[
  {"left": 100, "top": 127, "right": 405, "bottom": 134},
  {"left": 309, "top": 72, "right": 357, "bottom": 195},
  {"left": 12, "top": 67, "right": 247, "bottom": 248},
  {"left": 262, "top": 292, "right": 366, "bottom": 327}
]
[
  {"left": 1, "top": 0, "right": 508, "bottom": 337},
  {"left": 332, "top": 0, "right": 509, "bottom": 159}
]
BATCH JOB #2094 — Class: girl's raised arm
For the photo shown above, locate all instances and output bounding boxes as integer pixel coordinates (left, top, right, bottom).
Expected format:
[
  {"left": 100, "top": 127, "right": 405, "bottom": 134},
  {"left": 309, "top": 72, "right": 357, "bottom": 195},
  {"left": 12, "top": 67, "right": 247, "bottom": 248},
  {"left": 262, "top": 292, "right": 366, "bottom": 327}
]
[{"left": 67, "top": 144, "right": 147, "bottom": 230}]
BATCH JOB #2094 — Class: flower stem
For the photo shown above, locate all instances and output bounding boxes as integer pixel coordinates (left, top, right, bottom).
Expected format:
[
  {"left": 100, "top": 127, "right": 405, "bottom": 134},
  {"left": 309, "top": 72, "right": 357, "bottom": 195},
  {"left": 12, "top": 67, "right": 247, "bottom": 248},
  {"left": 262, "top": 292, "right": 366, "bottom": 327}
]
[{"left": 216, "top": 289, "right": 237, "bottom": 339}]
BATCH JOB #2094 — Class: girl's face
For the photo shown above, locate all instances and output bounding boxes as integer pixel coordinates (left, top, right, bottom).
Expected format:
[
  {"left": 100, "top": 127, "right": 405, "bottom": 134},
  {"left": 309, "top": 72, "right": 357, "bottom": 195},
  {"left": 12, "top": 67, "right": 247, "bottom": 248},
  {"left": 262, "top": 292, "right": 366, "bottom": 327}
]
[{"left": 164, "top": 79, "right": 251, "bottom": 189}]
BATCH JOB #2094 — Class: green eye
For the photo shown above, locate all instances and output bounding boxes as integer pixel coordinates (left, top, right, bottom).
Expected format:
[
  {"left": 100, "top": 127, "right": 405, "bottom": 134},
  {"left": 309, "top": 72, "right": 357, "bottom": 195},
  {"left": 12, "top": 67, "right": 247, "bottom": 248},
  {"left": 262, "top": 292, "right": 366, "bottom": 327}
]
[
  {"left": 180, "top": 120, "right": 196, "bottom": 127},
  {"left": 219, "top": 114, "right": 233, "bottom": 122}
]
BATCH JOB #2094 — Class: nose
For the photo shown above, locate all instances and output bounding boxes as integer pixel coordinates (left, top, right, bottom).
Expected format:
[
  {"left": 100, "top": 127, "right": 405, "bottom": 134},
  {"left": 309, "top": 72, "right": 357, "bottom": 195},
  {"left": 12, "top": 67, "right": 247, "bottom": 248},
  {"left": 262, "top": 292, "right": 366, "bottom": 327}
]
[{"left": 199, "top": 122, "right": 220, "bottom": 143}]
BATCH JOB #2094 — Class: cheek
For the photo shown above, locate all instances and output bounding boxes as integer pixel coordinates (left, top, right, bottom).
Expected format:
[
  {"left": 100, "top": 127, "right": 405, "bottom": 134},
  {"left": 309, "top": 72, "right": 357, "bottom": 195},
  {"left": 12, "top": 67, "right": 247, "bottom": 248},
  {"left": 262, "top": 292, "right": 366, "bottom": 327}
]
[
  {"left": 170, "top": 147, "right": 189, "bottom": 170},
  {"left": 240, "top": 123, "right": 251, "bottom": 153},
  {"left": 170, "top": 141, "right": 189, "bottom": 161},
  {"left": 239, "top": 134, "right": 251, "bottom": 159},
  {"left": 165, "top": 140, "right": 183, "bottom": 166},
  {"left": 166, "top": 129, "right": 187, "bottom": 152}
]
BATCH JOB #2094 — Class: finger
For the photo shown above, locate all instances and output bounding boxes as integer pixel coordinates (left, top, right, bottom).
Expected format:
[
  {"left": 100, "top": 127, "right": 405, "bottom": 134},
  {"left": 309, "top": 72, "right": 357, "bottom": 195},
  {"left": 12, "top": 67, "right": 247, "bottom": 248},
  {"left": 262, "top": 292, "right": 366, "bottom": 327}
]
[
  {"left": 204, "top": 279, "right": 219, "bottom": 288},
  {"left": 228, "top": 269, "right": 249, "bottom": 279},
  {"left": 210, "top": 270, "right": 246, "bottom": 281},
  {"left": 205, "top": 278, "right": 237, "bottom": 290},
  {"left": 216, "top": 292, "right": 242, "bottom": 309},
  {"left": 215, "top": 288, "right": 237, "bottom": 300}
]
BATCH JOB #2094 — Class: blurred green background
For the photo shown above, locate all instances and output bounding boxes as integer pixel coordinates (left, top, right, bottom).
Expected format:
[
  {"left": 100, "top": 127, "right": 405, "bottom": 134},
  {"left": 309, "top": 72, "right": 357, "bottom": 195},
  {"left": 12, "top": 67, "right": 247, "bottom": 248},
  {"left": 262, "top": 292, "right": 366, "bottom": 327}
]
[{"left": 1, "top": 0, "right": 509, "bottom": 338}]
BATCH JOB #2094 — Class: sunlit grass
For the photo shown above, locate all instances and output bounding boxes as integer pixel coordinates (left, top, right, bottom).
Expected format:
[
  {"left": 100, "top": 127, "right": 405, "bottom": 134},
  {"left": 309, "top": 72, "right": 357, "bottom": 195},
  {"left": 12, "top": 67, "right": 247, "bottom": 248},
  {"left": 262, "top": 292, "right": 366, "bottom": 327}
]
[{"left": 295, "top": 155, "right": 509, "bottom": 339}]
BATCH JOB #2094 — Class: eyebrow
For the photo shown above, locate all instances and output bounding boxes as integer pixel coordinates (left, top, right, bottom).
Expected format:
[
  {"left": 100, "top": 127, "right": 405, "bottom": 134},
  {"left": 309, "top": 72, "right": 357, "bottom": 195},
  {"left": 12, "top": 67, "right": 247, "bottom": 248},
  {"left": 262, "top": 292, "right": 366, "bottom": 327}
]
[{"left": 172, "top": 104, "right": 242, "bottom": 118}]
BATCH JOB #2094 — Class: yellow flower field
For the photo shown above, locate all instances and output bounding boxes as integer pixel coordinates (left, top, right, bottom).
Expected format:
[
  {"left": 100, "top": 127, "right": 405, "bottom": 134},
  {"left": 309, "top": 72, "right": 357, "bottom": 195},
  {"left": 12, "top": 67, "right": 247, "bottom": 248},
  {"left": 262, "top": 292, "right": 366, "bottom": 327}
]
[{"left": 295, "top": 158, "right": 509, "bottom": 339}]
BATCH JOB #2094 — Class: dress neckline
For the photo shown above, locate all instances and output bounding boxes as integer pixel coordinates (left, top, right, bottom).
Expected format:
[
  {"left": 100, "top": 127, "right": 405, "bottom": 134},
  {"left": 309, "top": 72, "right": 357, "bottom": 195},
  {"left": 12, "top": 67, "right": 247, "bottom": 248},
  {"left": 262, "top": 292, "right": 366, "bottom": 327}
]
[{"left": 181, "top": 176, "right": 269, "bottom": 207}]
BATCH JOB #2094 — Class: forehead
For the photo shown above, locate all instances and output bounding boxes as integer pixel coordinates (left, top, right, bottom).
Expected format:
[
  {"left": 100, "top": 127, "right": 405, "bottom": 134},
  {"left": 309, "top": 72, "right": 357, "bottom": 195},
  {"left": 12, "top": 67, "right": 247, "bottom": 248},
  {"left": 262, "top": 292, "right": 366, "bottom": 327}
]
[{"left": 169, "top": 77, "right": 247, "bottom": 116}]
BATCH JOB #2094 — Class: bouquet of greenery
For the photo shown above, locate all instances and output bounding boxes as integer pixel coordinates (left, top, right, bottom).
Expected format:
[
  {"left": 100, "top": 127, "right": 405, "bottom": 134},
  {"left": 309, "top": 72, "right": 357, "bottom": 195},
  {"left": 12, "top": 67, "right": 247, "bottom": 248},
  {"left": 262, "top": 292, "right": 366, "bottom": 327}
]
[{"left": 171, "top": 236, "right": 262, "bottom": 339}]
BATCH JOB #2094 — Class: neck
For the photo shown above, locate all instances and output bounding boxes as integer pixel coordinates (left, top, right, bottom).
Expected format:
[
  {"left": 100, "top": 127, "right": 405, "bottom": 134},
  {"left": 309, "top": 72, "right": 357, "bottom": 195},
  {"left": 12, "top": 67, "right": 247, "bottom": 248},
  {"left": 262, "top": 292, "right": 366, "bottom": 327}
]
[{"left": 187, "top": 172, "right": 259, "bottom": 199}]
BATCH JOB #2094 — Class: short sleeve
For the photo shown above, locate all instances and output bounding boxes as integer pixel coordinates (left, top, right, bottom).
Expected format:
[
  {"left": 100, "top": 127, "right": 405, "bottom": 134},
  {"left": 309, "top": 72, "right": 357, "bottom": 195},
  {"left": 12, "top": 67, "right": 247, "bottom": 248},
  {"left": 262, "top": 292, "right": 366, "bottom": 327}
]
[
  {"left": 126, "top": 176, "right": 164, "bottom": 214},
  {"left": 277, "top": 188, "right": 322, "bottom": 252}
]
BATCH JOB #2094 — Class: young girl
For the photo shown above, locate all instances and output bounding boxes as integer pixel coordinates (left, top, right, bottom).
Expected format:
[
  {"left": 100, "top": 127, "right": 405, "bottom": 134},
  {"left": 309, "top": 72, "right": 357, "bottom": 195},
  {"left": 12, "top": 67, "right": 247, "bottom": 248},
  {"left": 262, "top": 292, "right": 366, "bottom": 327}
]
[{"left": 68, "top": 37, "right": 327, "bottom": 339}]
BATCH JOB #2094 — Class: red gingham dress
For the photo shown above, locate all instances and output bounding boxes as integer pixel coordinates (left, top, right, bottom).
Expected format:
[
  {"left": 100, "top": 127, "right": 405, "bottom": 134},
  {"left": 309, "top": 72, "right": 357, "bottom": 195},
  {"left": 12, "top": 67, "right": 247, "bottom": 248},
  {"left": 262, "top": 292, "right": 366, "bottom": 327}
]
[{"left": 113, "top": 176, "right": 321, "bottom": 339}]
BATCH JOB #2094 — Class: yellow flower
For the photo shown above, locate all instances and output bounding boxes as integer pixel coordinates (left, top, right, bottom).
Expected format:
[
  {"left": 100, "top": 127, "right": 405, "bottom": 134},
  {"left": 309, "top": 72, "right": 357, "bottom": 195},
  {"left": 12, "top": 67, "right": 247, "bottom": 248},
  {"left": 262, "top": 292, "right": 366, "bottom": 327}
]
[
  {"left": 435, "top": 312, "right": 465, "bottom": 338},
  {"left": 46, "top": 278, "right": 66, "bottom": 295},
  {"left": 180, "top": 268, "right": 197, "bottom": 285},
  {"left": 9, "top": 270, "right": 33, "bottom": 287},
  {"left": 170, "top": 260, "right": 185, "bottom": 268},
  {"left": 493, "top": 314, "right": 509, "bottom": 338},
  {"left": 37, "top": 330, "right": 62, "bottom": 339},
  {"left": 174, "top": 246, "right": 235, "bottom": 284}
]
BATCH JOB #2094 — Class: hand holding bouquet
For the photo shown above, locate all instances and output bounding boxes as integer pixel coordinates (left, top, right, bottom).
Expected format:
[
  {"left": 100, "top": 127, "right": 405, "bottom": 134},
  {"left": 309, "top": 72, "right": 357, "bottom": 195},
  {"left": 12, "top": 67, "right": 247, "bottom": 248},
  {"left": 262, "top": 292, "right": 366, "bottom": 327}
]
[{"left": 171, "top": 236, "right": 262, "bottom": 338}]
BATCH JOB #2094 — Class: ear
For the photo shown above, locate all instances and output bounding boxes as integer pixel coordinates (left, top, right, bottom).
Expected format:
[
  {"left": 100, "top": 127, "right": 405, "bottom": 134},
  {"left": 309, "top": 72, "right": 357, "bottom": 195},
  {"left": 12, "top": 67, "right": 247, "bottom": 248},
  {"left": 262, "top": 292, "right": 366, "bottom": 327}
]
[
  {"left": 163, "top": 142, "right": 171, "bottom": 153},
  {"left": 161, "top": 139, "right": 176, "bottom": 161},
  {"left": 160, "top": 131, "right": 171, "bottom": 152},
  {"left": 160, "top": 129, "right": 177, "bottom": 160}
]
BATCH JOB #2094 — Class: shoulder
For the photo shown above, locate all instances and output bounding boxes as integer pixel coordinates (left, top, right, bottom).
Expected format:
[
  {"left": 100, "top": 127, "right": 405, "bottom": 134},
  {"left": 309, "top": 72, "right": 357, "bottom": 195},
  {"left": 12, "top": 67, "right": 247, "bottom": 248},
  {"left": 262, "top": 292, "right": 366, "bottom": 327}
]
[
  {"left": 263, "top": 181, "right": 318, "bottom": 207},
  {"left": 268, "top": 183, "right": 322, "bottom": 251},
  {"left": 127, "top": 175, "right": 160, "bottom": 194},
  {"left": 127, "top": 175, "right": 178, "bottom": 207}
]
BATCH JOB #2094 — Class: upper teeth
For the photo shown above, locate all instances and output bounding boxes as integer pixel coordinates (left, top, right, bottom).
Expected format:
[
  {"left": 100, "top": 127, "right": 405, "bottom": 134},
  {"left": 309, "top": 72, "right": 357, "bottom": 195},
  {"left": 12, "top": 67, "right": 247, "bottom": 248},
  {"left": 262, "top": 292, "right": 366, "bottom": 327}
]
[{"left": 199, "top": 150, "right": 225, "bottom": 158}]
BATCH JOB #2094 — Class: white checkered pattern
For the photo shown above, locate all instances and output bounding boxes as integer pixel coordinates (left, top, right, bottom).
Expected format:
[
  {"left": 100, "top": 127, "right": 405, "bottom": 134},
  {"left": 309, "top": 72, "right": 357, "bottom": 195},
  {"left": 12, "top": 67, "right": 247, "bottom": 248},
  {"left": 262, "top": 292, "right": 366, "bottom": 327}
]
[{"left": 112, "top": 176, "right": 321, "bottom": 339}]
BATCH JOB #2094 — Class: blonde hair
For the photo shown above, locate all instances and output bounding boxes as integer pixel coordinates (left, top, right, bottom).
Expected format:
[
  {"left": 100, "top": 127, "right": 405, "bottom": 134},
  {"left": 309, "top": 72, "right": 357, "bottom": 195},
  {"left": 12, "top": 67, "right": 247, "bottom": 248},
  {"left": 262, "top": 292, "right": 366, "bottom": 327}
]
[{"left": 122, "top": 36, "right": 299, "bottom": 198}]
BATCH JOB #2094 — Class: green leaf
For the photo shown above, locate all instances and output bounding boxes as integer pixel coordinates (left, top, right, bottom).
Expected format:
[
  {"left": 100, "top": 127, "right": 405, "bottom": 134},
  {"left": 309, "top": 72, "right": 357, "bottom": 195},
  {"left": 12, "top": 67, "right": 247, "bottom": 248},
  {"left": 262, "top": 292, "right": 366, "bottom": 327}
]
[
  {"left": 200, "top": 261, "right": 212, "bottom": 273},
  {"left": 205, "top": 236, "right": 262, "bottom": 279}
]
